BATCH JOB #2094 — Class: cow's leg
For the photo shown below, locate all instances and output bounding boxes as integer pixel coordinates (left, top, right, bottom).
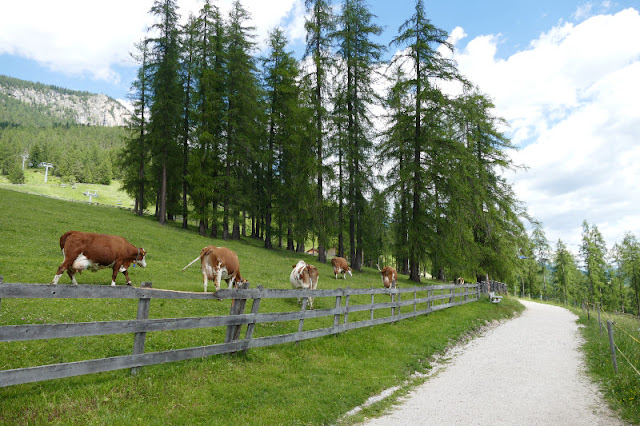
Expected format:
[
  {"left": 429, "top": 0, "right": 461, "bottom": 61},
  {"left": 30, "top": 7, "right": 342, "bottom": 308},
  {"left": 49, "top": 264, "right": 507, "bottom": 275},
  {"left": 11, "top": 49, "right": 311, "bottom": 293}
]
[
  {"left": 214, "top": 267, "right": 223, "bottom": 291},
  {"left": 121, "top": 264, "right": 132, "bottom": 286},
  {"left": 111, "top": 263, "right": 122, "bottom": 286},
  {"left": 67, "top": 269, "right": 78, "bottom": 285},
  {"left": 203, "top": 272, "right": 208, "bottom": 293},
  {"left": 52, "top": 255, "right": 75, "bottom": 284}
]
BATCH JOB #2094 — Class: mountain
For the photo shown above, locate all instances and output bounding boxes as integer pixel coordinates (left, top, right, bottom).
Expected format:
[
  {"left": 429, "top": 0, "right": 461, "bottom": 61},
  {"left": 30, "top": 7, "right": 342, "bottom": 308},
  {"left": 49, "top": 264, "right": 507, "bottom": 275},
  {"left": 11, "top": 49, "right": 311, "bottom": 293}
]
[{"left": 0, "top": 74, "right": 130, "bottom": 127}]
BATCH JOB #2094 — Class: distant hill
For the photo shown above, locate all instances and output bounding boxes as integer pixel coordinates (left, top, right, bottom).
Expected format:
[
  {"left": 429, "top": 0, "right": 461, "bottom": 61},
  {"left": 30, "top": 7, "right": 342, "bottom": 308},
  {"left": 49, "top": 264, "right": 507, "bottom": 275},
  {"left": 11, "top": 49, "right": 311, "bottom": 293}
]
[{"left": 0, "top": 74, "right": 130, "bottom": 127}]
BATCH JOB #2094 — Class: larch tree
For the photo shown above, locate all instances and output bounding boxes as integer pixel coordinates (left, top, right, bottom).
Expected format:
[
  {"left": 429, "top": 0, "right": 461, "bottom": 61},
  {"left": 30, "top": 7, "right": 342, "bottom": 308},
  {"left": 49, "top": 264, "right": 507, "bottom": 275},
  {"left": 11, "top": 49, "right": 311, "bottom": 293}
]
[
  {"left": 333, "top": 0, "right": 384, "bottom": 270},
  {"left": 121, "top": 39, "right": 153, "bottom": 216},
  {"left": 620, "top": 232, "right": 640, "bottom": 314},
  {"left": 224, "top": 0, "right": 261, "bottom": 240},
  {"left": 303, "top": 0, "right": 335, "bottom": 263},
  {"left": 531, "top": 222, "right": 551, "bottom": 298},
  {"left": 262, "top": 28, "right": 302, "bottom": 249},
  {"left": 580, "top": 220, "right": 608, "bottom": 306},
  {"left": 147, "top": 0, "right": 183, "bottom": 225},
  {"left": 390, "top": 0, "right": 458, "bottom": 281}
]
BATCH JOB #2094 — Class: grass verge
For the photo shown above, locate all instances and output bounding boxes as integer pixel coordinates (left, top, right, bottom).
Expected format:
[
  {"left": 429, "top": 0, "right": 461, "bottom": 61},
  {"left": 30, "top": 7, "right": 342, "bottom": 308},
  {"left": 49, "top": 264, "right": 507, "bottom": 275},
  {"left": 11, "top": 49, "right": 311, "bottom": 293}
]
[{"left": 573, "top": 306, "right": 640, "bottom": 424}]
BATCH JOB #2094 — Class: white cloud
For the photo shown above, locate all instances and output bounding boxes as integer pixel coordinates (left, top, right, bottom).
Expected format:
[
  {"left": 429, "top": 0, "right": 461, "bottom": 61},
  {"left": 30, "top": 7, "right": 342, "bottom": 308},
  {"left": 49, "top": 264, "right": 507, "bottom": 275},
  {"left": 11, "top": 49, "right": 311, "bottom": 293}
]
[
  {"left": 452, "top": 8, "right": 640, "bottom": 251},
  {"left": 0, "top": 0, "right": 305, "bottom": 83}
]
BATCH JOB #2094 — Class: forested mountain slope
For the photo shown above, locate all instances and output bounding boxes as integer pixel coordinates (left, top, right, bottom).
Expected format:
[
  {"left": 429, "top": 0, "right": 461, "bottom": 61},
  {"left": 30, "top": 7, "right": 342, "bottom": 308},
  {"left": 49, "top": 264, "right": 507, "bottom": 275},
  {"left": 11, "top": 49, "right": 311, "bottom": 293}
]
[{"left": 0, "top": 75, "right": 130, "bottom": 185}]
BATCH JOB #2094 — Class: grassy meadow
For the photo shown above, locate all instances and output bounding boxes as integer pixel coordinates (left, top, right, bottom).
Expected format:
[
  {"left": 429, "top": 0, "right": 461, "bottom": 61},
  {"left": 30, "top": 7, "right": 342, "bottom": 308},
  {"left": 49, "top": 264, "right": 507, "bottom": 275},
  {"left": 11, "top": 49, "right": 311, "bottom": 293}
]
[
  {"left": 0, "top": 168, "right": 136, "bottom": 209},
  {"left": 0, "top": 187, "right": 524, "bottom": 424}
]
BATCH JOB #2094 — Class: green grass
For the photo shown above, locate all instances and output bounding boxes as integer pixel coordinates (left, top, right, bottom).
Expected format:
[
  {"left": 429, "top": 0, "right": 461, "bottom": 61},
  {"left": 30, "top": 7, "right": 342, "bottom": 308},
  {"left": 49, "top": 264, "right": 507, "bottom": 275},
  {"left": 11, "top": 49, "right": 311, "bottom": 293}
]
[
  {"left": 0, "top": 169, "right": 135, "bottom": 209},
  {"left": 574, "top": 307, "right": 640, "bottom": 424},
  {"left": 0, "top": 188, "right": 524, "bottom": 424}
]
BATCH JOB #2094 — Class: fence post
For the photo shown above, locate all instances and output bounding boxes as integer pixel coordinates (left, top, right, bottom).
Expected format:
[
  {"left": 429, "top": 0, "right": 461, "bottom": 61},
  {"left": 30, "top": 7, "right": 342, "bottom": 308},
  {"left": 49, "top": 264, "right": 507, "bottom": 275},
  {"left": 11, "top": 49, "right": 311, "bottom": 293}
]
[
  {"left": 131, "top": 281, "right": 152, "bottom": 376},
  {"left": 243, "top": 285, "right": 262, "bottom": 353},
  {"left": 370, "top": 287, "right": 374, "bottom": 327},
  {"left": 396, "top": 291, "right": 401, "bottom": 322},
  {"left": 413, "top": 289, "right": 417, "bottom": 318},
  {"left": 296, "top": 297, "right": 308, "bottom": 345},
  {"left": 333, "top": 289, "right": 342, "bottom": 335},
  {"left": 0, "top": 275, "right": 3, "bottom": 313},
  {"left": 344, "top": 287, "right": 350, "bottom": 324},
  {"left": 225, "top": 281, "right": 250, "bottom": 346},
  {"left": 606, "top": 320, "right": 618, "bottom": 374}
]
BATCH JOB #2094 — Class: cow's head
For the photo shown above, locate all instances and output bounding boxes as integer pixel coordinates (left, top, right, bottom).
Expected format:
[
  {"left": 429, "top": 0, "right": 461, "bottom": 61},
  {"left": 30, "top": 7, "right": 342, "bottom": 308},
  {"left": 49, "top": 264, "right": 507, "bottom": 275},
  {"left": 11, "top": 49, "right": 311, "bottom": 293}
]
[
  {"left": 136, "top": 248, "right": 147, "bottom": 268},
  {"left": 346, "top": 267, "right": 352, "bottom": 277}
]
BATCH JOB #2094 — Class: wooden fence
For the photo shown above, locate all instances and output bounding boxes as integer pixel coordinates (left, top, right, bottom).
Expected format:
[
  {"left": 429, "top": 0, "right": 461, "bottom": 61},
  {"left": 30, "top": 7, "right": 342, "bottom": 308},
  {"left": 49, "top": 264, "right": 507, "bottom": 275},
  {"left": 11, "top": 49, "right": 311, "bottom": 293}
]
[{"left": 0, "top": 281, "right": 479, "bottom": 387}]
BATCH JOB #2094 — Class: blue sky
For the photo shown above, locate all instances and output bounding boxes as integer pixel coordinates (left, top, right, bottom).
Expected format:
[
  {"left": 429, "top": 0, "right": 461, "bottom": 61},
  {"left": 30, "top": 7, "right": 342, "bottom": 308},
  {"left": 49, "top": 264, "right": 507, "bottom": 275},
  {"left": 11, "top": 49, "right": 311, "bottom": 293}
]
[
  {"left": 1, "top": 0, "right": 640, "bottom": 253},
  {"left": 0, "top": 0, "right": 628, "bottom": 101}
]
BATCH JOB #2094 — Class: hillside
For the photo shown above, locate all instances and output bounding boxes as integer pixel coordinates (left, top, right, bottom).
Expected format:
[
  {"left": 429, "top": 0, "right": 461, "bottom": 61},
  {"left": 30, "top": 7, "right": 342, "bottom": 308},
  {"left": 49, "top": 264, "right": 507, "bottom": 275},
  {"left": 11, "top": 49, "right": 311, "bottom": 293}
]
[
  {"left": 0, "top": 74, "right": 130, "bottom": 127},
  {"left": 0, "top": 188, "right": 522, "bottom": 424}
]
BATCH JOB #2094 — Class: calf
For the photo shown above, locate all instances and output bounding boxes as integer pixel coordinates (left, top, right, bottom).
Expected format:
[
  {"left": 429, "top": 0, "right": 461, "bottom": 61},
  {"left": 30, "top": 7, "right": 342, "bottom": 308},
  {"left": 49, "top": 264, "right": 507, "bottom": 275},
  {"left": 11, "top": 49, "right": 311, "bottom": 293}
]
[
  {"left": 52, "top": 231, "right": 147, "bottom": 286},
  {"left": 183, "top": 246, "right": 245, "bottom": 292},
  {"left": 290, "top": 260, "right": 319, "bottom": 309},
  {"left": 331, "top": 256, "right": 352, "bottom": 279}
]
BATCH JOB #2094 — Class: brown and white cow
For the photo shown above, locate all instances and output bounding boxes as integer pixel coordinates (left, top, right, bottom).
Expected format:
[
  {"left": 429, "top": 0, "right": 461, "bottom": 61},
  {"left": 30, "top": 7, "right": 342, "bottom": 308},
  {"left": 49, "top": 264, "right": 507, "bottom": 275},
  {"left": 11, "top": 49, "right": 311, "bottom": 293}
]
[
  {"left": 52, "top": 231, "right": 147, "bottom": 286},
  {"left": 183, "top": 246, "right": 245, "bottom": 292},
  {"left": 331, "top": 256, "right": 352, "bottom": 279},
  {"left": 378, "top": 264, "right": 398, "bottom": 289},
  {"left": 455, "top": 277, "right": 465, "bottom": 285},
  {"left": 290, "top": 260, "right": 319, "bottom": 309}
]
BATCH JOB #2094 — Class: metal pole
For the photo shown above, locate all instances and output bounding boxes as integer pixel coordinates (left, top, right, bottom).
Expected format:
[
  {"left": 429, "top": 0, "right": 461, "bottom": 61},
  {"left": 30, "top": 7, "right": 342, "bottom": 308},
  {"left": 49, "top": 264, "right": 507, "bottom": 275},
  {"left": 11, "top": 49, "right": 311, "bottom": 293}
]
[{"left": 606, "top": 320, "right": 618, "bottom": 374}]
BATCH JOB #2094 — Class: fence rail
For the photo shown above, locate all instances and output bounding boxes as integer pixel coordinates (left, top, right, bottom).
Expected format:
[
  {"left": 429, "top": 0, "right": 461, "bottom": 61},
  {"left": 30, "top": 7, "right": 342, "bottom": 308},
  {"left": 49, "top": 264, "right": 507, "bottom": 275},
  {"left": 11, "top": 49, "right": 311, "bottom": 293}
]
[{"left": 0, "top": 281, "right": 481, "bottom": 387}]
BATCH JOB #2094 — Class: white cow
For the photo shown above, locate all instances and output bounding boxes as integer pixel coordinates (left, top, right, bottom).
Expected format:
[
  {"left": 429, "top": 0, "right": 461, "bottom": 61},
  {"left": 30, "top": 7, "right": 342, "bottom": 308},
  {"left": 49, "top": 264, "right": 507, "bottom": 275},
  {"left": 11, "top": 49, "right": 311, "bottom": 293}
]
[{"left": 290, "top": 260, "right": 319, "bottom": 309}]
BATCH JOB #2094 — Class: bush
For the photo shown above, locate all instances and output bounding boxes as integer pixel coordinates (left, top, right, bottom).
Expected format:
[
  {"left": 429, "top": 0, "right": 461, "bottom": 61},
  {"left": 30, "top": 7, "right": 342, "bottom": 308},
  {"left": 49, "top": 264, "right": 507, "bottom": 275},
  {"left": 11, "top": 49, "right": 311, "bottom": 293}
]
[{"left": 8, "top": 163, "right": 25, "bottom": 184}]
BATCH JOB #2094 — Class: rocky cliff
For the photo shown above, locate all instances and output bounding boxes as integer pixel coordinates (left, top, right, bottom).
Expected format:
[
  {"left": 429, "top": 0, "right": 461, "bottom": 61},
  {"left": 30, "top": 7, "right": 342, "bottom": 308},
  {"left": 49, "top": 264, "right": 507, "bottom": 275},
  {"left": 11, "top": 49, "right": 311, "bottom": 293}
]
[{"left": 0, "top": 75, "right": 130, "bottom": 127}]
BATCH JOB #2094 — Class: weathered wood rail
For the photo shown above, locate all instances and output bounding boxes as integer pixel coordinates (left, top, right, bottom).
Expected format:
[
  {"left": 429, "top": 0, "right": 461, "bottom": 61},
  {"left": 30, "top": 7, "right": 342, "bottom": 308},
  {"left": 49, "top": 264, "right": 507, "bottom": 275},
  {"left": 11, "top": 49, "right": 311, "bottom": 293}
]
[{"left": 0, "top": 281, "right": 479, "bottom": 387}]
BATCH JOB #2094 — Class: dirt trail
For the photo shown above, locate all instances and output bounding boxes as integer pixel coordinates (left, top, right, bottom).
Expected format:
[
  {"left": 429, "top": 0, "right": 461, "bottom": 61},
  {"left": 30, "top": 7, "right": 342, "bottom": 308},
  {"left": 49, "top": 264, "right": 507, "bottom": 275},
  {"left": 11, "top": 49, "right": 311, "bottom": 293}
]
[{"left": 365, "top": 300, "right": 623, "bottom": 425}]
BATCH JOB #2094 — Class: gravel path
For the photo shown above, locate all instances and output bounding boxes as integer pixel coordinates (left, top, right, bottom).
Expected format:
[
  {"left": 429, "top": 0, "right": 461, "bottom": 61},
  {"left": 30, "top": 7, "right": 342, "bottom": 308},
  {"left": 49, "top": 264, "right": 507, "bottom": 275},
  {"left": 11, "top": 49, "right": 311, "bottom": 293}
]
[{"left": 365, "top": 300, "right": 623, "bottom": 425}]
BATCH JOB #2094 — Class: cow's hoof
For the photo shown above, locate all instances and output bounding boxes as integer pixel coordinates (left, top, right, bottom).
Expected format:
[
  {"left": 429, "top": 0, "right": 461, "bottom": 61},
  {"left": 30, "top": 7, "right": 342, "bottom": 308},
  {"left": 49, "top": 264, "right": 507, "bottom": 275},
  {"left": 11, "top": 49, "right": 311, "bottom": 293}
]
[{"left": 127, "top": 283, "right": 132, "bottom": 286}]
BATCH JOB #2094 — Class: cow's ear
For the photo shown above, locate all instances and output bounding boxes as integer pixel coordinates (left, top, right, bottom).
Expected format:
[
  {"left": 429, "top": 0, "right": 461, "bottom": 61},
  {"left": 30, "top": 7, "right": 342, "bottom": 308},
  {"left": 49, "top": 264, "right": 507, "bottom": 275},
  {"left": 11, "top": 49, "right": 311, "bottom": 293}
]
[{"left": 292, "top": 264, "right": 295, "bottom": 268}]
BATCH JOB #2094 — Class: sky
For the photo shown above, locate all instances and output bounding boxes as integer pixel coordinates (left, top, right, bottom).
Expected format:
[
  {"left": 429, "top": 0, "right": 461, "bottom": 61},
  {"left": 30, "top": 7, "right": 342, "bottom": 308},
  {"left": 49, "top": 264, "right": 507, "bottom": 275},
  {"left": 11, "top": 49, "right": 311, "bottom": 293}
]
[{"left": 1, "top": 0, "right": 639, "bottom": 255}]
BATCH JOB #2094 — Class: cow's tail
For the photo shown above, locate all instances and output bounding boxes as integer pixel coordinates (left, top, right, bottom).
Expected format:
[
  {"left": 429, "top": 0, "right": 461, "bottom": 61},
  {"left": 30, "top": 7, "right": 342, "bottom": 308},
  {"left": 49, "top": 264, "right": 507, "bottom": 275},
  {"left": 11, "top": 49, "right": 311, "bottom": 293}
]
[
  {"left": 59, "top": 231, "right": 75, "bottom": 255},
  {"left": 182, "top": 255, "right": 202, "bottom": 272}
]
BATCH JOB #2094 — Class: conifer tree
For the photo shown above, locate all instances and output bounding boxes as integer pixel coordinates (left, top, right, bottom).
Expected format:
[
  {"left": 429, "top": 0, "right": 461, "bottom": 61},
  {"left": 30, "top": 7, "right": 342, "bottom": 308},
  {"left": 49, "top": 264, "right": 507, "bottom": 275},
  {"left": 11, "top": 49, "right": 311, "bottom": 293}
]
[
  {"left": 263, "top": 28, "right": 302, "bottom": 249},
  {"left": 304, "top": 0, "right": 335, "bottom": 263},
  {"left": 391, "top": 0, "right": 457, "bottom": 281},
  {"left": 223, "top": 0, "right": 260, "bottom": 239},
  {"left": 147, "top": 0, "right": 183, "bottom": 225},
  {"left": 121, "top": 39, "right": 153, "bottom": 216},
  {"left": 580, "top": 220, "right": 608, "bottom": 305},
  {"left": 333, "top": 0, "right": 384, "bottom": 270},
  {"left": 179, "top": 14, "right": 199, "bottom": 229}
]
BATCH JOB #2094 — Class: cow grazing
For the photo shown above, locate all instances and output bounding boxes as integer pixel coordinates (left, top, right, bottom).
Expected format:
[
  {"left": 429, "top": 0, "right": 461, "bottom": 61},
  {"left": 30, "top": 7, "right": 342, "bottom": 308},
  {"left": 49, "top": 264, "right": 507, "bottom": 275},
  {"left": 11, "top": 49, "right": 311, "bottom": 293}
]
[
  {"left": 183, "top": 246, "right": 245, "bottom": 292},
  {"left": 331, "top": 256, "right": 352, "bottom": 279},
  {"left": 290, "top": 260, "right": 319, "bottom": 309},
  {"left": 455, "top": 277, "right": 465, "bottom": 285},
  {"left": 52, "top": 231, "right": 147, "bottom": 286},
  {"left": 377, "top": 263, "right": 398, "bottom": 289}
]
